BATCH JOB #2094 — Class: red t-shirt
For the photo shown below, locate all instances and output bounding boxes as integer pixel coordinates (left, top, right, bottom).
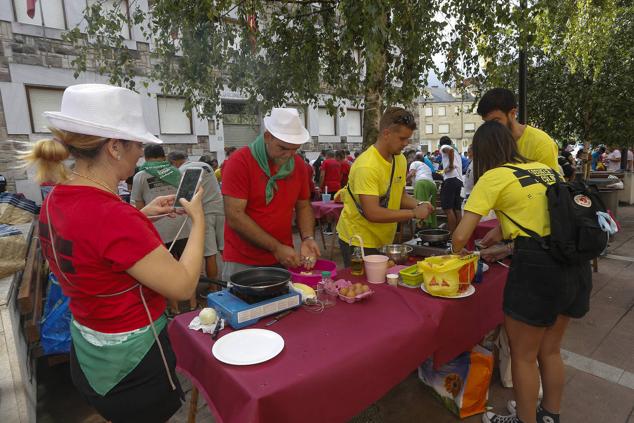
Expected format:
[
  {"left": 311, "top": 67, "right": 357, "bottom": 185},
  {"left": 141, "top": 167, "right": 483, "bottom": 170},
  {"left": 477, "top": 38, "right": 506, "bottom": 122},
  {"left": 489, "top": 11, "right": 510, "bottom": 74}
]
[
  {"left": 340, "top": 160, "right": 351, "bottom": 187},
  {"left": 221, "top": 147, "right": 310, "bottom": 265},
  {"left": 320, "top": 158, "right": 342, "bottom": 192},
  {"left": 39, "top": 185, "right": 165, "bottom": 333}
]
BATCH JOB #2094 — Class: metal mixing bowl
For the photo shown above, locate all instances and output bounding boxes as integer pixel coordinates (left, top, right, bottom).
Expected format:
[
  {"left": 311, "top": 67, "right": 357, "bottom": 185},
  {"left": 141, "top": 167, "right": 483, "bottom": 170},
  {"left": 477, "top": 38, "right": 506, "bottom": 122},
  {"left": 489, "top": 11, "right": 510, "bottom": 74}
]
[{"left": 377, "top": 244, "right": 414, "bottom": 264}]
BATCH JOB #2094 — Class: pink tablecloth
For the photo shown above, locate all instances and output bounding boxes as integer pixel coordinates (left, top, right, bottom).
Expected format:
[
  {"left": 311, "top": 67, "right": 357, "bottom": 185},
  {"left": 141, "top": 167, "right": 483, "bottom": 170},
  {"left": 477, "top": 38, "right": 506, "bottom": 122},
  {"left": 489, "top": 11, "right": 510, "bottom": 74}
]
[
  {"left": 311, "top": 200, "right": 344, "bottom": 219},
  {"left": 168, "top": 265, "right": 508, "bottom": 423}
]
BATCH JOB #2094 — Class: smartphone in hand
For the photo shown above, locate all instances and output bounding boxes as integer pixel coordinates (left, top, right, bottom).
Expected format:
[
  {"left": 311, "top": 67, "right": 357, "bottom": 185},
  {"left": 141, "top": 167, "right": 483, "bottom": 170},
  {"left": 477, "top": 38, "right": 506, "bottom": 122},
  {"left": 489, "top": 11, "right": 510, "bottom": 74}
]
[{"left": 174, "top": 167, "right": 203, "bottom": 209}]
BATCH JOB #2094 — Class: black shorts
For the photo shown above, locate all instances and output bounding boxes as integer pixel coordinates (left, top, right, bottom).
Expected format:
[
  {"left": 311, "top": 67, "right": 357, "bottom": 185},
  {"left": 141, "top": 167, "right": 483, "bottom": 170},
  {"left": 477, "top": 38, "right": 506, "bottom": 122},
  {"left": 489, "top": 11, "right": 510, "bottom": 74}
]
[
  {"left": 70, "top": 326, "right": 184, "bottom": 423},
  {"left": 440, "top": 177, "right": 463, "bottom": 210},
  {"left": 503, "top": 237, "right": 592, "bottom": 327}
]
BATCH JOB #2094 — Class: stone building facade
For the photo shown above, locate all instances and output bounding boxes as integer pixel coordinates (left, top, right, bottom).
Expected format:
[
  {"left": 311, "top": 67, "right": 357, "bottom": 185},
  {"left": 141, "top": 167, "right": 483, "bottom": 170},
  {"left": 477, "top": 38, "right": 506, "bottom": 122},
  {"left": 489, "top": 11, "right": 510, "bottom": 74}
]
[{"left": 417, "top": 86, "right": 483, "bottom": 154}]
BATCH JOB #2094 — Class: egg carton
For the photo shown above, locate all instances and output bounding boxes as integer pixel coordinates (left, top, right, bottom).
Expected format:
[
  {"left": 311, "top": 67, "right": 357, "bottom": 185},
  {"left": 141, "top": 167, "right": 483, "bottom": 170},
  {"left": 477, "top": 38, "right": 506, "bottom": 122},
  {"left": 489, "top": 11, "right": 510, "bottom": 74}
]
[{"left": 334, "top": 279, "right": 375, "bottom": 303}]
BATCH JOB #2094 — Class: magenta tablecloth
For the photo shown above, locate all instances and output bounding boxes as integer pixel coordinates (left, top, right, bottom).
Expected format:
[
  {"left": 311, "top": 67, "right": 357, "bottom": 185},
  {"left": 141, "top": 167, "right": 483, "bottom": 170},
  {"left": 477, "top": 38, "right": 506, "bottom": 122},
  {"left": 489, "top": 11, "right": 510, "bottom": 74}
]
[
  {"left": 311, "top": 200, "right": 344, "bottom": 220},
  {"left": 380, "top": 264, "right": 508, "bottom": 367},
  {"left": 168, "top": 265, "right": 508, "bottom": 423}
]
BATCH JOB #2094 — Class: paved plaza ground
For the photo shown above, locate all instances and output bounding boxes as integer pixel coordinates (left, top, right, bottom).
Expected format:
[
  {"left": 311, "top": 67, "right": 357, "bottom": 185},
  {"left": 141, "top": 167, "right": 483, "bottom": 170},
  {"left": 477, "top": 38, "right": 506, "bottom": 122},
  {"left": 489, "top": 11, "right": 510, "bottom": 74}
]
[{"left": 37, "top": 206, "right": 634, "bottom": 423}]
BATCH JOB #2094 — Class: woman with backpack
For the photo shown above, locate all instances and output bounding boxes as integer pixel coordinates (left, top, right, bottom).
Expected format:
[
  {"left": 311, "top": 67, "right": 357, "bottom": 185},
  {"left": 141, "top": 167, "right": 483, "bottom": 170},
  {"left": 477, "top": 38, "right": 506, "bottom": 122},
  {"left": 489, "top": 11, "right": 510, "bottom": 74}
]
[{"left": 450, "top": 121, "right": 592, "bottom": 423}]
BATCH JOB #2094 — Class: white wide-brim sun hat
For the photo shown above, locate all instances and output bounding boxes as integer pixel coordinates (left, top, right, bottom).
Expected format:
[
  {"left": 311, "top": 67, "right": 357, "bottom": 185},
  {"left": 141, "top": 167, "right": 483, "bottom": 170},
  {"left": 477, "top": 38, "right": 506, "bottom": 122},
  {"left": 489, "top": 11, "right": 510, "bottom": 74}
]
[
  {"left": 263, "top": 107, "right": 310, "bottom": 145},
  {"left": 44, "top": 84, "right": 162, "bottom": 144}
]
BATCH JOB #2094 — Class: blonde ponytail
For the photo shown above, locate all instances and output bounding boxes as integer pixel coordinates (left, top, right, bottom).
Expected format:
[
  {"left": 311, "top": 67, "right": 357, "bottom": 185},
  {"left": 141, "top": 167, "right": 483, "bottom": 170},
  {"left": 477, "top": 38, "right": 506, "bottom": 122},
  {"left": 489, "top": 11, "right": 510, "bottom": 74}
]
[
  {"left": 20, "top": 128, "right": 109, "bottom": 184},
  {"left": 20, "top": 129, "right": 70, "bottom": 184}
]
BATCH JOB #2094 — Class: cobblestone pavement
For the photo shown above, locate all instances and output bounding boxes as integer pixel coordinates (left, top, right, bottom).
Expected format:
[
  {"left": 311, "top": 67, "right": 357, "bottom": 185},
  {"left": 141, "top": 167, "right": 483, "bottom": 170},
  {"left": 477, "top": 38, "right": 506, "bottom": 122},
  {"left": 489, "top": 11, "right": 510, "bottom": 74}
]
[{"left": 37, "top": 207, "right": 634, "bottom": 423}]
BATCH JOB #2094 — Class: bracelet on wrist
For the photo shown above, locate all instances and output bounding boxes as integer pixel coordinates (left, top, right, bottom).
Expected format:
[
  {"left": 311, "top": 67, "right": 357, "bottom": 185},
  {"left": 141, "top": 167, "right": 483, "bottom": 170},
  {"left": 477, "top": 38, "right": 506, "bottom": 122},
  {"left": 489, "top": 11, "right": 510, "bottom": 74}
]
[{"left": 301, "top": 235, "right": 315, "bottom": 241}]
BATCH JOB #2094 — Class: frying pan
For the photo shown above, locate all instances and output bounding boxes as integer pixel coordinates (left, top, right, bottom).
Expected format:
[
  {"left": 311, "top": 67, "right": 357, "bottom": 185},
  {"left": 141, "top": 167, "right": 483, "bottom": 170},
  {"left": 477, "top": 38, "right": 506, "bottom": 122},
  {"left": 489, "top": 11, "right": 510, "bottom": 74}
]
[
  {"left": 200, "top": 267, "right": 291, "bottom": 299},
  {"left": 416, "top": 228, "right": 451, "bottom": 244}
]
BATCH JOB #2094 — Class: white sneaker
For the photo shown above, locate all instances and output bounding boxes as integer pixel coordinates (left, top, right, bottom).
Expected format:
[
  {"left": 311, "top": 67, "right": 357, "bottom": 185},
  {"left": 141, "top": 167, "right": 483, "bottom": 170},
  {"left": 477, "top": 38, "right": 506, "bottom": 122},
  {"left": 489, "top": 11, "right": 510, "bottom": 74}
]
[
  {"left": 507, "top": 400, "right": 517, "bottom": 414},
  {"left": 482, "top": 412, "right": 522, "bottom": 423}
]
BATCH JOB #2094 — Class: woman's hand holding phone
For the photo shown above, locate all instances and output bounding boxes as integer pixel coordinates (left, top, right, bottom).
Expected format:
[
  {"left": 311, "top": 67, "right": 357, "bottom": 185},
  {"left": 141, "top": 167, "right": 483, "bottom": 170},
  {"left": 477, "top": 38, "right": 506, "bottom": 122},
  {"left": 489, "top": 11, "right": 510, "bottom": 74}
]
[
  {"left": 142, "top": 194, "right": 183, "bottom": 219},
  {"left": 178, "top": 187, "right": 204, "bottom": 223}
]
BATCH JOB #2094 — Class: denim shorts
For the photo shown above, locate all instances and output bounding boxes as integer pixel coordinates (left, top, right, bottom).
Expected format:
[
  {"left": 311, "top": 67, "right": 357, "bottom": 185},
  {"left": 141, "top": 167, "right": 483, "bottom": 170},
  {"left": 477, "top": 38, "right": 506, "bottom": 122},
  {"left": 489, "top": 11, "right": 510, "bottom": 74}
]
[{"left": 503, "top": 237, "right": 592, "bottom": 327}]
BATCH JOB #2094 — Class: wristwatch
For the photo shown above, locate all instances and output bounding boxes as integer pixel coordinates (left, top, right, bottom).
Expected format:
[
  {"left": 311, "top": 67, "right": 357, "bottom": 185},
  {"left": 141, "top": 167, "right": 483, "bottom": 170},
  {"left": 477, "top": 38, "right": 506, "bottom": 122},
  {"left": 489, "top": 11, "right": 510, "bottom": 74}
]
[{"left": 301, "top": 235, "right": 315, "bottom": 241}]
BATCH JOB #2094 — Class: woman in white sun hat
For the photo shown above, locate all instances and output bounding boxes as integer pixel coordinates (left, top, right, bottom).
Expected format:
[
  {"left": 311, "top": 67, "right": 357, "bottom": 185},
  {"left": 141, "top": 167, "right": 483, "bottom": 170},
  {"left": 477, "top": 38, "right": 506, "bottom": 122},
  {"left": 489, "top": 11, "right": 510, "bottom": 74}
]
[{"left": 22, "top": 84, "right": 204, "bottom": 422}]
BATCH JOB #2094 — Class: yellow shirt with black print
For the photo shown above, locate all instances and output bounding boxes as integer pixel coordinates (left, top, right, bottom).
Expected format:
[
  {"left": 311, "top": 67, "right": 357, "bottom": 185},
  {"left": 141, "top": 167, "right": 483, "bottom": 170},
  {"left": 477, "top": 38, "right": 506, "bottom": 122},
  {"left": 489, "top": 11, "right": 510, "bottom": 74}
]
[
  {"left": 464, "top": 162, "right": 556, "bottom": 239},
  {"left": 337, "top": 146, "right": 407, "bottom": 248}
]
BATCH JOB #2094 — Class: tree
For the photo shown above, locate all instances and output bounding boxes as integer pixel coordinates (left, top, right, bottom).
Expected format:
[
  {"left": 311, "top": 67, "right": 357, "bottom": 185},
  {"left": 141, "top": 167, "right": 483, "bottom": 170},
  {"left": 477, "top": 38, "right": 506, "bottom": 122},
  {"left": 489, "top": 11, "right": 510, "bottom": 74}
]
[
  {"left": 63, "top": 0, "right": 512, "bottom": 146},
  {"left": 481, "top": 1, "right": 634, "bottom": 149}
]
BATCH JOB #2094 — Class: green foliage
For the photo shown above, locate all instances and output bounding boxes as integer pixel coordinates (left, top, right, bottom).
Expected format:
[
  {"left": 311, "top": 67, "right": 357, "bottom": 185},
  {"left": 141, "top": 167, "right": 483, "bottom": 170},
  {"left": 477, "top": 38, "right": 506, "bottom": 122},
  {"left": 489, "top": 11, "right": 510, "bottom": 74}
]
[
  {"left": 63, "top": 0, "right": 512, "bottom": 145},
  {"left": 481, "top": 1, "right": 634, "bottom": 148}
]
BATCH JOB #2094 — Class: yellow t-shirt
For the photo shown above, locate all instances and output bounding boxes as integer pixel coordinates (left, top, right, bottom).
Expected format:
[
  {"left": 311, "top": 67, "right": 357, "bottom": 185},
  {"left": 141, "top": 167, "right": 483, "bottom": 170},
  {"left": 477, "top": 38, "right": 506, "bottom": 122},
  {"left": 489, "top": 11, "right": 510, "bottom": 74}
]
[
  {"left": 464, "top": 162, "right": 556, "bottom": 239},
  {"left": 215, "top": 168, "right": 222, "bottom": 183},
  {"left": 337, "top": 146, "right": 407, "bottom": 248},
  {"left": 516, "top": 126, "right": 559, "bottom": 171}
]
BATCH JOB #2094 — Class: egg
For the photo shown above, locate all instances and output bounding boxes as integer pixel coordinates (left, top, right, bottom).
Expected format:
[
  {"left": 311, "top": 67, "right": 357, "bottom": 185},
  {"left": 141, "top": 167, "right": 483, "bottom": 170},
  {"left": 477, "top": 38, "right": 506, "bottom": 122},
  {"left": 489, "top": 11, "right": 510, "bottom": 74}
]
[{"left": 199, "top": 308, "right": 217, "bottom": 325}]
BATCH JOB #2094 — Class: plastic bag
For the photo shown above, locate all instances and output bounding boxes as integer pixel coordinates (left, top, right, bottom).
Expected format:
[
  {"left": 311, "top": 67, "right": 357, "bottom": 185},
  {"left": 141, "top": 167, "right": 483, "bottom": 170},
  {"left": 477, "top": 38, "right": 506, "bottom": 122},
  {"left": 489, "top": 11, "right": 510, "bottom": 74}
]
[
  {"left": 40, "top": 273, "right": 71, "bottom": 355},
  {"left": 418, "top": 254, "right": 479, "bottom": 296},
  {"left": 418, "top": 345, "right": 493, "bottom": 419}
]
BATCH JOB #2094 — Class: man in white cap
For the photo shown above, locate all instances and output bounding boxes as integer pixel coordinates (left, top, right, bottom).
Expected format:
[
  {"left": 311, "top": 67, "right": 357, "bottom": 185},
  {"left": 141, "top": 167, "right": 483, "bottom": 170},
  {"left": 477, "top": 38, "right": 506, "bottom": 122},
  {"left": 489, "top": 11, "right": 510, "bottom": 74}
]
[{"left": 221, "top": 108, "right": 320, "bottom": 278}]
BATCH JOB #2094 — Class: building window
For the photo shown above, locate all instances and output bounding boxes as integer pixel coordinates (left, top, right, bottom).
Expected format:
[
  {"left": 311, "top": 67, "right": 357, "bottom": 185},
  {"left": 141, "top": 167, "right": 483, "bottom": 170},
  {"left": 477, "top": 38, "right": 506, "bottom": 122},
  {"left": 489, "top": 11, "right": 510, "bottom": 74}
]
[
  {"left": 14, "top": 0, "right": 66, "bottom": 29},
  {"left": 318, "top": 107, "right": 336, "bottom": 136},
  {"left": 464, "top": 122, "right": 476, "bottom": 133},
  {"left": 424, "top": 107, "right": 433, "bottom": 117},
  {"left": 438, "top": 106, "right": 446, "bottom": 117},
  {"left": 425, "top": 124, "right": 433, "bottom": 134},
  {"left": 87, "top": 0, "right": 131, "bottom": 39},
  {"left": 157, "top": 97, "right": 192, "bottom": 134},
  {"left": 346, "top": 109, "right": 362, "bottom": 136},
  {"left": 438, "top": 124, "right": 450, "bottom": 134},
  {"left": 26, "top": 86, "right": 64, "bottom": 133}
]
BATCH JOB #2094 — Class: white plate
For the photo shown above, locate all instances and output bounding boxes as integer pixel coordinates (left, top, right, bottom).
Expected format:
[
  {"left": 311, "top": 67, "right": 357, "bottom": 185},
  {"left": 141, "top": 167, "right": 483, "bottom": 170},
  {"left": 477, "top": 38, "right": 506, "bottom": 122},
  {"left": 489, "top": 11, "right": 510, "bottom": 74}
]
[
  {"left": 482, "top": 263, "right": 489, "bottom": 272},
  {"left": 212, "top": 329, "right": 284, "bottom": 365},
  {"left": 420, "top": 283, "right": 475, "bottom": 299}
]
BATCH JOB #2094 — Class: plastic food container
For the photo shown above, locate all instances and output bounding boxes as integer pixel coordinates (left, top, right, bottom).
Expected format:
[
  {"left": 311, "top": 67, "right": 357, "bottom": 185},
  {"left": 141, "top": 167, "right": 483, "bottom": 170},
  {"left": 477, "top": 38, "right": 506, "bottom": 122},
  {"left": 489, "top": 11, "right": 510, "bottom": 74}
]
[
  {"left": 417, "top": 254, "right": 478, "bottom": 297},
  {"left": 334, "top": 280, "right": 374, "bottom": 303},
  {"left": 288, "top": 259, "right": 337, "bottom": 287},
  {"left": 399, "top": 264, "right": 425, "bottom": 287}
]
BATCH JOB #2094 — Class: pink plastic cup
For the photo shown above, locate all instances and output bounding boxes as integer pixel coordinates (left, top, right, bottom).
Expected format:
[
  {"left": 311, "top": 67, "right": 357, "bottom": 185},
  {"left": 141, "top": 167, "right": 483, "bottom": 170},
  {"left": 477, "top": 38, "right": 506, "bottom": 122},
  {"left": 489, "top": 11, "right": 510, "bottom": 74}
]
[{"left": 363, "top": 255, "right": 389, "bottom": 284}]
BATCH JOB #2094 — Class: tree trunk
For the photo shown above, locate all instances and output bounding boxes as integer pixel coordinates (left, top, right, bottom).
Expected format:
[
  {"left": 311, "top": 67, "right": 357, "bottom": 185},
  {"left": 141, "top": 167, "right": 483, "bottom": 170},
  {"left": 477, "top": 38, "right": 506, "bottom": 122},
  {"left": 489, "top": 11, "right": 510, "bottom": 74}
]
[{"left": 362, "top": 8, "right": 388, "bottom": 149}]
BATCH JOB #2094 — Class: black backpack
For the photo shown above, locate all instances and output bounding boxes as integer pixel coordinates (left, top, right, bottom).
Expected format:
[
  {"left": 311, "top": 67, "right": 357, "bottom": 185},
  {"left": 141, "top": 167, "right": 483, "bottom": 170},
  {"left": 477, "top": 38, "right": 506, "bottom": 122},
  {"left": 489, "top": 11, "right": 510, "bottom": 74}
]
[{"left": 500, "top": 165, "right": 608, "bottom": 264}]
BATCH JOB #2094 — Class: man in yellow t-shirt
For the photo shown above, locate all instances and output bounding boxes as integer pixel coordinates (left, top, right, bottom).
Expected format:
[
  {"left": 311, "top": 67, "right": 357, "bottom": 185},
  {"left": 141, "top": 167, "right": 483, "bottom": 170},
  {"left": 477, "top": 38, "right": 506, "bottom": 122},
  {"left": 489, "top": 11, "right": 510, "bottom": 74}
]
[
  {"left": 477, "top": 88, "right": 558, "bottom": 171},
  {"left": 476, "top": 88, "right": 559, "bottom": 247},
  {"left": 336, "top": 107, "right": 434, "bottom": 267}
]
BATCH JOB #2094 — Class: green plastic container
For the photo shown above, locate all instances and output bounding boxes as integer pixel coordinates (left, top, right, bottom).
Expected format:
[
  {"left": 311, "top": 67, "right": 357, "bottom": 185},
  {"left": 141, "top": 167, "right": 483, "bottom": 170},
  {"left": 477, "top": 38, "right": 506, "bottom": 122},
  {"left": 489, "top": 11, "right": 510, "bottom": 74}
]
[{"left": 399, "top": 264, "right": 425, "bottom": 287}]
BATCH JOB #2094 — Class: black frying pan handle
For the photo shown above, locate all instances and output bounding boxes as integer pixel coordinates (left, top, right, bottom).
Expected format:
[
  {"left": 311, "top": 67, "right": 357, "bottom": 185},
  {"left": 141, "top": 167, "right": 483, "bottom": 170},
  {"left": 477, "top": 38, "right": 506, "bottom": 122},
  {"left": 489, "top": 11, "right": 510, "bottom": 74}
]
[{"left": 199, "top": 276, "right": 228, "bottom": 288}]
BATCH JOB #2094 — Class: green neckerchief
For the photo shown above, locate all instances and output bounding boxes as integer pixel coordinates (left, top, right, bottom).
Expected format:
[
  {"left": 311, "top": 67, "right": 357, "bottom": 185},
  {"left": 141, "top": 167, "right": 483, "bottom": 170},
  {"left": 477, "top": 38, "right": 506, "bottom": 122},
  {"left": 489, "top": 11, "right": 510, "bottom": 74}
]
[
  {"left": 70, "top": 315, "right": 167, "bottom": 396},
  {"left": 248, "top": 134, "right": 295, "bottom": 204},
  {"left": 140, "top": 160, "right": 181, "bottom": 187}
]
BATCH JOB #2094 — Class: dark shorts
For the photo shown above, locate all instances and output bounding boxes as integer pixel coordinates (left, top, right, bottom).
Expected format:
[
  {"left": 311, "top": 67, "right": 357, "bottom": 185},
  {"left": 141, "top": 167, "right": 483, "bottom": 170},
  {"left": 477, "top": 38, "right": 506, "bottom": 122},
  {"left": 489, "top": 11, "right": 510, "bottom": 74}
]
[
  {"left": 70, "top": 326, "right": 184, "bottom": 423},
  {"left": 440, "top": 177, "right": 463, "bottom": 210},
  {"left": 504, "top": 237, "right": 592, "bottom": 327}
]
